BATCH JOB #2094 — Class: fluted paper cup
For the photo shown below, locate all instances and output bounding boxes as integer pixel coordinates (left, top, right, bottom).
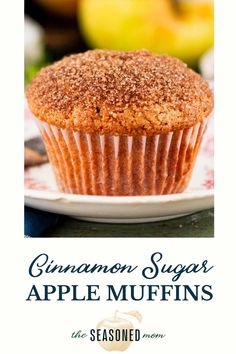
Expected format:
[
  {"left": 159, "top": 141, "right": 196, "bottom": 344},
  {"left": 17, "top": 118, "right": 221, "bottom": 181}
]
[{"left": 36, "top": 118, "right": 208, "bottom": 196}]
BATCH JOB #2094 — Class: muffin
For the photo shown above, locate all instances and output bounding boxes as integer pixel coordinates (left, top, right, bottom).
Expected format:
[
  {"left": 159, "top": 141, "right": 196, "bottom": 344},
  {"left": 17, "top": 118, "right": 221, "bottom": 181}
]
[{"left": 26, "top": 49, "right": 213, "bottom": 196}]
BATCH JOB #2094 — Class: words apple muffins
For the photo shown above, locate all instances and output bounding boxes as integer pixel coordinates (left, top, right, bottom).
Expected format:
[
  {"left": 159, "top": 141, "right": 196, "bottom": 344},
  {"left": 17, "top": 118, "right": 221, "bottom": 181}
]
[{"left": 26, "top": 49, "right": 213, "bottom": 196}]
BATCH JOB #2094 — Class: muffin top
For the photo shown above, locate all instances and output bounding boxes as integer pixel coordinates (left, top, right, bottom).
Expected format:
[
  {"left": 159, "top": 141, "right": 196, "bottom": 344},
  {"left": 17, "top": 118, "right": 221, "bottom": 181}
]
[{"left": 26, "top": 49, "right": 213, "bottom": 135}]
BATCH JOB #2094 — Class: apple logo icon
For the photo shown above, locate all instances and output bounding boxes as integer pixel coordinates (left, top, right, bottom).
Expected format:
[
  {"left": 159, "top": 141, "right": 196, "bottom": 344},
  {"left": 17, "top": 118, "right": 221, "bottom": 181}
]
[{"left": 96, "top": 310, "right": 142, "bottom": 352}]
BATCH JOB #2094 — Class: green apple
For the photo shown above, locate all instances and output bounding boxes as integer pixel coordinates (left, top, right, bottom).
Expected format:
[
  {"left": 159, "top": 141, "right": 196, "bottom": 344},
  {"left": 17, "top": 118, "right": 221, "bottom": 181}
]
[{"left": 78, "top": 0, "right": 214, "bottom": 66}]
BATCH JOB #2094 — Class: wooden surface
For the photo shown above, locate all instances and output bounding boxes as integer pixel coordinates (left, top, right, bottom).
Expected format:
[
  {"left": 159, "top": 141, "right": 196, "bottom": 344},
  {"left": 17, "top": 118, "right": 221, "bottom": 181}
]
[{"left": 43, "top": 209, "right": 214, "bottom": 237}]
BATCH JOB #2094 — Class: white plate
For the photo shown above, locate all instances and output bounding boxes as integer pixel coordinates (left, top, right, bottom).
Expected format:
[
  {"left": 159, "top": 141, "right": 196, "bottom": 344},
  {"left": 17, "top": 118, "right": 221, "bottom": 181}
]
[{"left": 24, "top": 118, "right": 214, "bottom": 223}]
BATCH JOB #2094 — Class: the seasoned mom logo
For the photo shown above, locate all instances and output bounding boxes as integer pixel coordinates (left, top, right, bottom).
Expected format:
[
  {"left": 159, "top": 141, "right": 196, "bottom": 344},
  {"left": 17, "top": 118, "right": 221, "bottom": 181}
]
[{"left": 71, "top": 310, "right": 166, "bottom": 352}]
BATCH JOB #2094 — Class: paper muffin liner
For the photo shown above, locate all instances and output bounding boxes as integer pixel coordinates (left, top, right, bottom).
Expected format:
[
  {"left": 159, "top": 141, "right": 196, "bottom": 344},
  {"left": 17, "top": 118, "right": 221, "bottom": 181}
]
[{"left": 36, "top": 119, "right": 208, "bottom": 196}]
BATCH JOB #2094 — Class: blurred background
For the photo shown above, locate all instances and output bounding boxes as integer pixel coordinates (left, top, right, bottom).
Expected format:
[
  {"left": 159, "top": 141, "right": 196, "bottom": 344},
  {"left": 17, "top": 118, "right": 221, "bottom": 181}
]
[{"left": 25, "top": 0, "right": 214, "bottom": 83}]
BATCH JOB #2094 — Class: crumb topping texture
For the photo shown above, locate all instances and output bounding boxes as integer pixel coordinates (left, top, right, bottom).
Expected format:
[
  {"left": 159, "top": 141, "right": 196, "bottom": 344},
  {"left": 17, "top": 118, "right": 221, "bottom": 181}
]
[{"left": 26, "top": 49, "right": 213, "bottom": 135}]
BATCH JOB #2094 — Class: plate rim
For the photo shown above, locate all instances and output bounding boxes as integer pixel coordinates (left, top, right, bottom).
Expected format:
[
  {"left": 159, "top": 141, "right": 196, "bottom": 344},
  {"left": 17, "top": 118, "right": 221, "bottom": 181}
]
[{"left": 24, "top": 188, "right": 214, "bottom": 205}]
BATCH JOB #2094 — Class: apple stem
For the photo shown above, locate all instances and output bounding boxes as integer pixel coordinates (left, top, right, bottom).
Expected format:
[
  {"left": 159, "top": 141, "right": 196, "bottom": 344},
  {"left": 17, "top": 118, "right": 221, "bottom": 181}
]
[
  {"left": 114, "top": 310, "right": 142, "bottom": 323},
  {"left": 120, "top": 311, "right": 142, "bottom": 323}
]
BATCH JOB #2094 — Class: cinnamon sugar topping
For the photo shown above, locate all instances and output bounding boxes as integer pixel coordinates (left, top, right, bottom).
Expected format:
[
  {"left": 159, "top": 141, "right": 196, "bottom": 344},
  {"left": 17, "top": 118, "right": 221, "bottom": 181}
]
[{"left": 26, "top": 49, "right": 213, "bottom": 135}]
